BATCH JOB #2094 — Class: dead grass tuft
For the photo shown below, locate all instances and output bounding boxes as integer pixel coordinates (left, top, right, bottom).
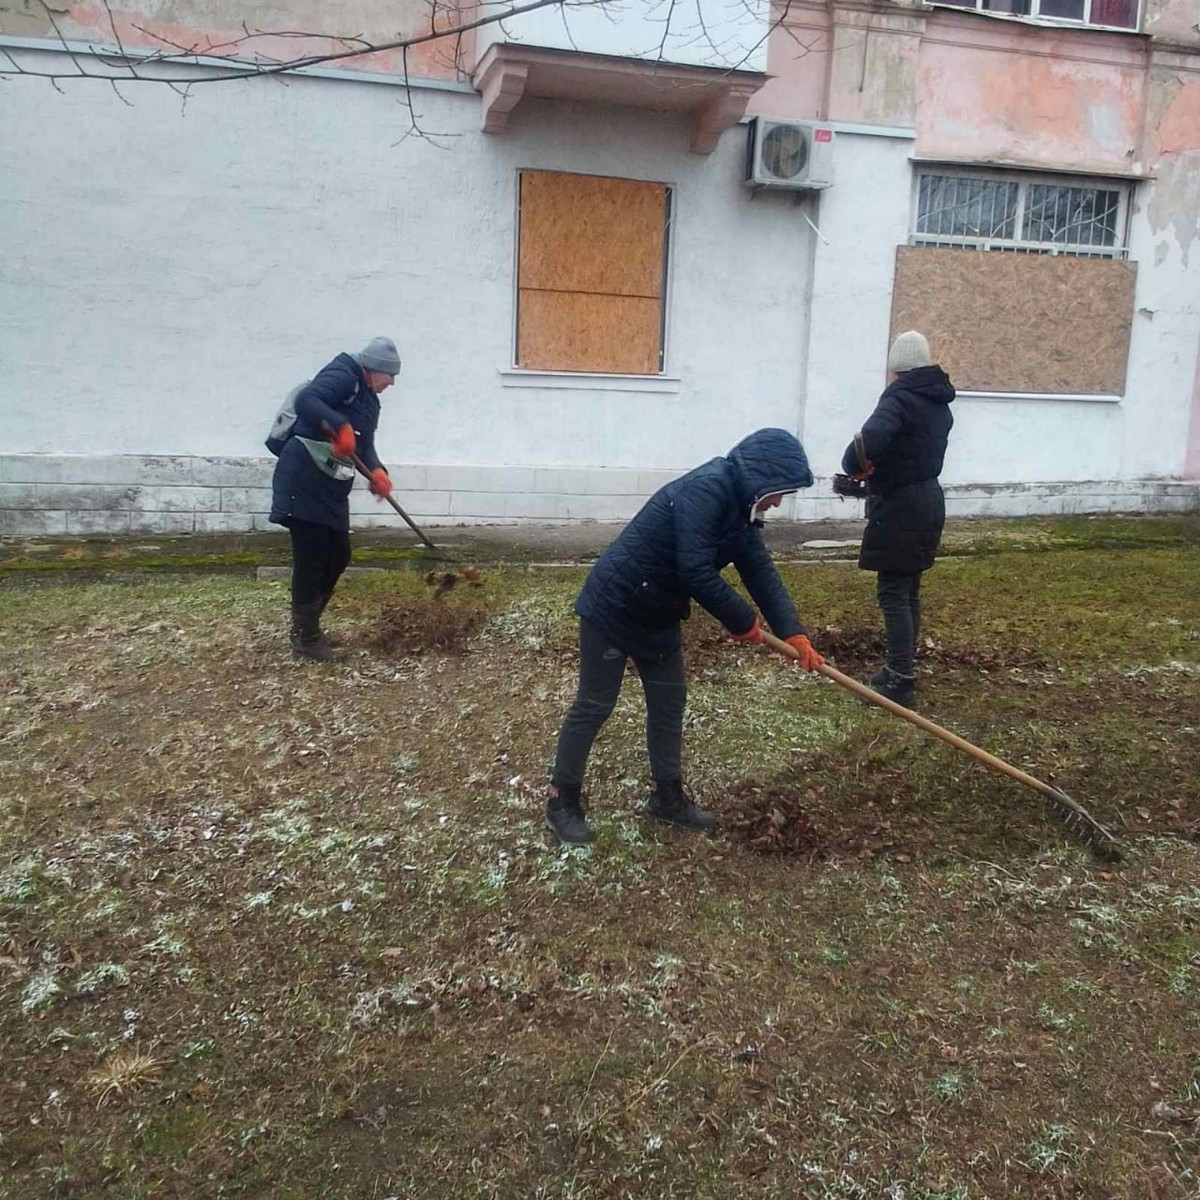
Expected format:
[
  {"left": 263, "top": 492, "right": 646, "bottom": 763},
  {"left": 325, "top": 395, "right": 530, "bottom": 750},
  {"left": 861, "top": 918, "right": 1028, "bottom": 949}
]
[{"left": 86, "top": 1051, "right": 163, "bottom": 1106}]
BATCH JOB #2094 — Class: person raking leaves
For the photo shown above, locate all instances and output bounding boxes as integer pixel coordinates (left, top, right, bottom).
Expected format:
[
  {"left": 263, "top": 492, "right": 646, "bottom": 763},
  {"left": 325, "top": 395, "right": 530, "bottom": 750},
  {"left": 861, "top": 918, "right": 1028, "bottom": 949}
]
[
  {"left": 545, "top": 428, "right": 825, "bottom": 845},
  {"left": 268, "top": 337, "right": 401, "bottom": 661}
]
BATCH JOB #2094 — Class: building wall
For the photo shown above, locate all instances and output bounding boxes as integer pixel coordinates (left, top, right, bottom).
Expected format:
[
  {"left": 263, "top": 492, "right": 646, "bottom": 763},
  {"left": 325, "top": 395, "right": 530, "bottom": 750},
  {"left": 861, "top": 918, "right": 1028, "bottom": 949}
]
[
  {"left": 0, "top": 0, "right": 467, "bottom": 80},
  {"left": 0, "top": 56, "right": 820, "bottom": 532},
  {"left": 1, "top": 0, "right": 1198, "bottom": 536},
  {"left": 756, "top": 0, "right": 1200, "bottom": 494},
  {"left": 475, "top": 0, "right": 771, "bottom": 72}
]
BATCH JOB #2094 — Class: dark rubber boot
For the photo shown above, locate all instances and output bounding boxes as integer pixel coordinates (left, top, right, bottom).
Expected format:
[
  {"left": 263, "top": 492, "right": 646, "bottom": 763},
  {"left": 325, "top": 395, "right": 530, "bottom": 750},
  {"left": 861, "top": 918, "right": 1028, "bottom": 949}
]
[
  {"left": 546, "top": 784, "right": 594, "bottom": 845},
  {"left": 866, "top": 666, "right": 916, "bottom": 709},
  {"left": 643, "top": 778, "right": 717, "bottom": 833},
  {"left": 291, "top": 601, "right": 336, "bottom": 663},
  {"left": 317, "top": 590, "right": 342, "bottom": 648}
]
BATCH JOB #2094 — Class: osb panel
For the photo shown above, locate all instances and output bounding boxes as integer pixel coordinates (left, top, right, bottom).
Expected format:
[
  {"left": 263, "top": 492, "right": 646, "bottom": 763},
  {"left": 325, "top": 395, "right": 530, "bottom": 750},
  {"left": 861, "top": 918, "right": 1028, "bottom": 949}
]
[
  {"left": 891, "top": 247, "right": 1138, "bottom": 395},
  {"left": 519, "top": 172, "right": 667, "bottom": 298},
  {"left": 518, "top": 290, "right": 662, "bottom": 374}
]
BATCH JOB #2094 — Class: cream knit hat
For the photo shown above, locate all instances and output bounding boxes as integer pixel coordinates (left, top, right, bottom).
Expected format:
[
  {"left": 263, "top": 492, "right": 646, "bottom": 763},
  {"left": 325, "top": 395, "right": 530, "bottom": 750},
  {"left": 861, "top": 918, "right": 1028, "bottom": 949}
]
[{"left": 887, "top": 330, "right": 931, "bottom": 373}]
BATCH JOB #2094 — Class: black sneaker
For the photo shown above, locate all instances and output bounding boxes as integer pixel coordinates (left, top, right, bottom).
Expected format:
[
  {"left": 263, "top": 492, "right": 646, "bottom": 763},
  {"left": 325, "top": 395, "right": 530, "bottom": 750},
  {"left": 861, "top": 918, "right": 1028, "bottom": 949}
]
[
  {"left": 546, "top": 785, "right": 594, "bottom": 845},
  {"left": 642, "top": 779, "right": 717, "bottom": 833},
  {"left": 865, "top": 667, "right": 916, "bottom": 709}
]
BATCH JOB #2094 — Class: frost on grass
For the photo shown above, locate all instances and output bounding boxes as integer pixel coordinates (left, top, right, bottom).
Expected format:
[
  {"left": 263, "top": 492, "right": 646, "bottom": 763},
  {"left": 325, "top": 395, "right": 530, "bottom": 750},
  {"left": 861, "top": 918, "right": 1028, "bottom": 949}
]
[
  {"left": 20, "top": 967, "right": 62, "bottom": 1014},
  {"left": 76, "top": 962, "right": 130, "bottom": 995},
  {"left": 258, "top": 804, "right": 313, "bottom": 846},
  {"left": 482, "top": 593, "right": 574, "bottom": 651}
]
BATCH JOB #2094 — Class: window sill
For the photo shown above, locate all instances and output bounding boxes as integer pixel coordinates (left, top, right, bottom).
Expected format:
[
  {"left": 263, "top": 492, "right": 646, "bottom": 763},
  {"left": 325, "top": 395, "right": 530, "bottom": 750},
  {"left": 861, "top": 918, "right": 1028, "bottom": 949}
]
[
  {"left": 499, "top": 370, "right": 681, "bottom": 394},
  {"left": 957, "top": 391, "right": 1121, "bottom": 403},
  {"left": 926, "top": 4, "right": 1140, "bottom": 35}
]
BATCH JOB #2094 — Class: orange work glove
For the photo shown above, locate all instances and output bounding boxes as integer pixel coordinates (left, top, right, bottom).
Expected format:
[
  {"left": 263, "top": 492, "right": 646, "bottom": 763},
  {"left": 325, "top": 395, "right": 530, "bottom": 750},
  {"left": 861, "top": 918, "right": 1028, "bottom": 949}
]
[
  {"left": 851, "top": 461, "right": 875, "bottom": 482},
  {"left": 731, "top": 620, "right": 763, "bottom": 644},
  {"left": 786, "top": 633, "right": 824, "bottom": 671},
  {"left": 368, "top": 468, "right": 393, "bottom": 500},
  {"left": 329, "top": 423, "right": 356, "bottom": 459}
]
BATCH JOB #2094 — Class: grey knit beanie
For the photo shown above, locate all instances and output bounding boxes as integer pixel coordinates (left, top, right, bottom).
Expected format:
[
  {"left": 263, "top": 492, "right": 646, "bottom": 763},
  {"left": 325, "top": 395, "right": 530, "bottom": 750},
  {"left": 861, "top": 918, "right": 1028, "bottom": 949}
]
[
  {"left": 358, "top": 336, "right": 401, "bottom": 375},
  {"left": 887, "top": 330, "right": 932, "bottom": 373}
]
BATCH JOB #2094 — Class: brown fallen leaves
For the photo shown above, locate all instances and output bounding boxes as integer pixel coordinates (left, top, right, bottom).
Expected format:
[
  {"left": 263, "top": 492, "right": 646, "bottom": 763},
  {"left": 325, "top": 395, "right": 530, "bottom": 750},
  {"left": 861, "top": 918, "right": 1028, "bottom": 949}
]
[
  {"left": 369, "top": 600, "right": 488, "bottom": 657},
  {"left": 722, "top": 783, "right": 821, "bottom": 856}
]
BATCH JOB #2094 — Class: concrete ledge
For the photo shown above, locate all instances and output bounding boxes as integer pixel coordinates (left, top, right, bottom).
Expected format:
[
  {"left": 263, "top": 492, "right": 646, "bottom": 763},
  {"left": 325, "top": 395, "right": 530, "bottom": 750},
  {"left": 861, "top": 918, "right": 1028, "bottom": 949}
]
[{"left": 0, "top": 454, "right": 1197, "bottom": 534}]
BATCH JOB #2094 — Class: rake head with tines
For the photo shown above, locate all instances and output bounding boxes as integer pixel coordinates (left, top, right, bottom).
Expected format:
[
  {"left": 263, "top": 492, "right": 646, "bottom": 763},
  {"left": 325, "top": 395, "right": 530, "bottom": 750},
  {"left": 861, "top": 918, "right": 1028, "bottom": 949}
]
[
  {"left": 1045, "top": 788, "right": 1124, "bottom": 863},
  {"left": 757, "top": 631, "right": 1127, "bottom": 865}
]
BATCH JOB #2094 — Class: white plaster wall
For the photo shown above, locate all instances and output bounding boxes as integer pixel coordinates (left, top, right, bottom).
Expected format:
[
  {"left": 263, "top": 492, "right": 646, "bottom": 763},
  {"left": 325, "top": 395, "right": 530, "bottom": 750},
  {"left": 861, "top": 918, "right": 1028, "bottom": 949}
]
[
  {"left": 1120, "top": 179, "right": 1200, "bottom": 478},
  {"left": 475, "top": 0, "right": 770, "bottom": 73},
  {"left": 800, "top": 132, "right": 914, "bottom": 477},
  {"left": 0, "top": 57, "right": 809, "bottom": 473},
  {"left": 1, "top": 53, "right": 1196, "bottom": 538},
  {"left": 799, "top": 131, "right": 1187, "bottom": 489}
]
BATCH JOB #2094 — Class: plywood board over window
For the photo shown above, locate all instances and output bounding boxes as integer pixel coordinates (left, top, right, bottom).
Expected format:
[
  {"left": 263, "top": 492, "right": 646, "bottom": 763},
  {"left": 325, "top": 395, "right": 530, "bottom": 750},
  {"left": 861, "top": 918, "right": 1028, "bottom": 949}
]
[
  {"left": 517, "top": 171, "right": 670, "bottom": 375},
  {"left": 891, "top": 246, "right": 1138, "bottom": 395}
]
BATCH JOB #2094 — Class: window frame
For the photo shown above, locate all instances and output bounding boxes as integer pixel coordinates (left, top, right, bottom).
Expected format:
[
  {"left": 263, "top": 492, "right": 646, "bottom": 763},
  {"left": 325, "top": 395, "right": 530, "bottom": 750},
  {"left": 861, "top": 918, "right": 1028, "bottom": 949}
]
[
  {"left": 909, "top": 166, "right": 1133, "bottom": 259},
  {"left": 929, "top": 0, "right": 1141, "bottom": 33},
  {"left": 511, "top": 168, "right": 676, "bottom": 378}
]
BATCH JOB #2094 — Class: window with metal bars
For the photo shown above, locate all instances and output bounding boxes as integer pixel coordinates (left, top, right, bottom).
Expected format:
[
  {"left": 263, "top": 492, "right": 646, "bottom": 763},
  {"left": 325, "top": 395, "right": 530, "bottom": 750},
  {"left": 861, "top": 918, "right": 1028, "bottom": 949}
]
[
  {"left": 933, "top": 0, "right": 1138, "bottom": 31},
  {"left": 912, "top": 171, "right": 1130, "bottom": 258}
]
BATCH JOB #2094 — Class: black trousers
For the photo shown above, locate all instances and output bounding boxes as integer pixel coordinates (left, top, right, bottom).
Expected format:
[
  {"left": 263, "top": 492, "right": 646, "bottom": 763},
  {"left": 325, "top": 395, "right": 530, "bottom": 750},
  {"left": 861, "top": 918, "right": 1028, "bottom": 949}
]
[
  {"left": 289, "top": 520, "right": 351, "bottom": 608},
  {"left": 552, "top": 619, "right": 687, "bottom": 789},
  {"left": 877, "top": 570, "right": 922, "bottom": 677}
]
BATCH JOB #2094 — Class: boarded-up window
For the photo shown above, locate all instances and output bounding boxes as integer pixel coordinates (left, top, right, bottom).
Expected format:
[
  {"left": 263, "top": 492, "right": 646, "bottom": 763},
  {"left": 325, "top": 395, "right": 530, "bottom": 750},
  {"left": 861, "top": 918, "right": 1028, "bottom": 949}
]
[
  {"left": 891, "top": 246, "right": 1137, "bottom": 395},
  {"left": 516, "top": 171, "right": 671, "bottom": 375}
]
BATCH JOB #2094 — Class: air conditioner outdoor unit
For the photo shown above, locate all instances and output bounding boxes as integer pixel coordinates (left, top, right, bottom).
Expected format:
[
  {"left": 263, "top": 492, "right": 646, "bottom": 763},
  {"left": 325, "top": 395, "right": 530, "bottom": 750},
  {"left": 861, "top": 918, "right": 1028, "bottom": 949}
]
[{"left": 745, "top": 118, "right": 836, "bottom": 191}]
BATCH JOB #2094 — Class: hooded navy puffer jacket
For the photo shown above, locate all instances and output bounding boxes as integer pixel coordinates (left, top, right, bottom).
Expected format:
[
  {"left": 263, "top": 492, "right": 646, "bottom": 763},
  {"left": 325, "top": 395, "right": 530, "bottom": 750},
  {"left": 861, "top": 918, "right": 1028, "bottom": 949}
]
[{"left": 575, "top": 429, "right": 814, "bottom": 658}]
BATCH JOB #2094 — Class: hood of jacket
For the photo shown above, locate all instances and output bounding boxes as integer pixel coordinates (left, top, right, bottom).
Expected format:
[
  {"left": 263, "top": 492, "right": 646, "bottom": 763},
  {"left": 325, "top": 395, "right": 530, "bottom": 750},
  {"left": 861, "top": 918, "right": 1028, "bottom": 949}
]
[
  {"left": 727, "top": 428, "right": 814, "bottom": 517},
  {"left": 888, "top": 364, "right": 956, "bottom": 405}
]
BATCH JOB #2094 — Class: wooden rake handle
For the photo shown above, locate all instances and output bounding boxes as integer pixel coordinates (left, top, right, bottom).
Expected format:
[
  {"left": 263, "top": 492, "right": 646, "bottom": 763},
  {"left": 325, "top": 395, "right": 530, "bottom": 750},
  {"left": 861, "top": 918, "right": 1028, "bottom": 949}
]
[
  {"left": 759, "top": 630, "right": 1122, "bottom": 860},
  {"left": 346, "top": 450, "right": 438, "bottom": 552},
  {"left": 320, "top": 421, "right": 438, "bottom": 551}
]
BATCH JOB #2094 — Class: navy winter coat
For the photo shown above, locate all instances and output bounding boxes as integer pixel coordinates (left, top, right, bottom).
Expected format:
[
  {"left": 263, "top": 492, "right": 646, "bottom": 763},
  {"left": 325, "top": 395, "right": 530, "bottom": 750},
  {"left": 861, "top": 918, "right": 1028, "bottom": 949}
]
[
  {"left": 842, "top": 364, "right": 955, "bottom": 575},
  {"left": 575, "top": 428, "right": 814, "bottom": 659},
  {"left": 269, "top": 353, "right": 386, "bottom": 531}
]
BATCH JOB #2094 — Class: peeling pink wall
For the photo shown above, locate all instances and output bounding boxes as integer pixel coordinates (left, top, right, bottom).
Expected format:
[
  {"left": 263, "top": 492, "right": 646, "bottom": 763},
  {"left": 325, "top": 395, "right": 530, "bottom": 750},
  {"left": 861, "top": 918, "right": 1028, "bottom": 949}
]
[
  {"left": 1156, "top": 79, "right": 1200, "bottom": 155},
  {"left": 2, "top": 0, "right": 469, "bottom": 80},
  {"left": 916, "top": 13, "right": 1147, "bottom": 173},
  {"left": 748, "top": 2, "right": 830, "bottom": 120}
]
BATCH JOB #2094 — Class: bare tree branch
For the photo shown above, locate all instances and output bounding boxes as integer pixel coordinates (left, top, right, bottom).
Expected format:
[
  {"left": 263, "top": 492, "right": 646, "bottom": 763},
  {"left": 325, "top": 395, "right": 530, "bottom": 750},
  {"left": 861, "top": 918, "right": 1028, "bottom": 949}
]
[
  {"left": 3, "top": 0, "right": 615, "bottom": 87},
  {"left": 107, "top": 76, "right": 134, "bottom": 105}
]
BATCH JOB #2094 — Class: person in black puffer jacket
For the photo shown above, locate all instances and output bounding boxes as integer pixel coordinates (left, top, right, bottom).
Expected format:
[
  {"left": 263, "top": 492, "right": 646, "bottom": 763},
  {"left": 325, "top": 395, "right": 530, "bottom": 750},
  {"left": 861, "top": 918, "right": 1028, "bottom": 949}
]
[
  {"left": 841, "top": 331, "right": 955, "bottom": 709},
  {"left": 546, "top": 428, "right": 826, "bottom": 846},
  {"left": 269, "top": 337, "right": 401, "bottom": 661}
]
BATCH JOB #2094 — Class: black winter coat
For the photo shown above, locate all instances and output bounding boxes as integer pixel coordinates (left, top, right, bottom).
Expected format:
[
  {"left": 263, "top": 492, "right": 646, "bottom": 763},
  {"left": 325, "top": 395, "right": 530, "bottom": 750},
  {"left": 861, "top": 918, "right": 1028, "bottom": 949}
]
[
  {"left": 841, "top": 364, "right": 955, "bottom": 575},
  {"left": 270, "top": 353, "right": 386, "bottom": 531},
  {"left": 576, "top": 429, "right": 814, "bottom": 659}
]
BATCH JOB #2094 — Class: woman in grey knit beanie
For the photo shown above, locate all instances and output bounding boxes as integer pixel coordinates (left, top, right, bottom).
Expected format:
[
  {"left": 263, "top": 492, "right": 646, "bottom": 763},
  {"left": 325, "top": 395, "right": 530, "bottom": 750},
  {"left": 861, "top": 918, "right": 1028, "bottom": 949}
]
[
  {"left": 267, "top": 337, "right": 401, "bottom": 660},
  {"left": 839, "top": 331, "right": 956, "bottom": 708}
]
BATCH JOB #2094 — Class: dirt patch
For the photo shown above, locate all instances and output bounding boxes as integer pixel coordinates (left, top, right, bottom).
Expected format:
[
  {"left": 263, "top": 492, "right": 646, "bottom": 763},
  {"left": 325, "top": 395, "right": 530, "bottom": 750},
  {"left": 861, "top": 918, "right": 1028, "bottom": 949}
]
[
  {"left": 368, "top": 599, "right": 488, "bottom": 656},
  {"left": 682, "top": 619, "right": 1030, "bottom": 677},
  {"left": 722, "top": 781, "right": 821, "bottom": 857},
  {"left": 722, "top": 772, "right": 921, "bottom": 863},
  {"left": 815, "top": 624, "right": 1039, "bottom": 676}
]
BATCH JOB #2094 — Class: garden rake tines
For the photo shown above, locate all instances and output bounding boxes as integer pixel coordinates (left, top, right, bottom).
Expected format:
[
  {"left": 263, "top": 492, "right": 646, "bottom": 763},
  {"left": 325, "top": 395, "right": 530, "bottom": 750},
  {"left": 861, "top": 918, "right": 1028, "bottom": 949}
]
[{"left": 759, "top": 631, "right": 1124, "bottom": 863}]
